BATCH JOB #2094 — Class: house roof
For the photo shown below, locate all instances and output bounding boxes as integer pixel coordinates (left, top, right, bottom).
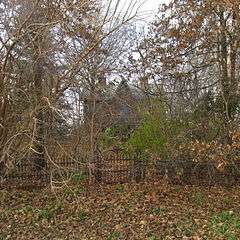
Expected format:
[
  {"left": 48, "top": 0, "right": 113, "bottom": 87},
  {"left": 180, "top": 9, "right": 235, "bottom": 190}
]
[{"left": 81, "top": 79, "right": 146, "bottom": 102}]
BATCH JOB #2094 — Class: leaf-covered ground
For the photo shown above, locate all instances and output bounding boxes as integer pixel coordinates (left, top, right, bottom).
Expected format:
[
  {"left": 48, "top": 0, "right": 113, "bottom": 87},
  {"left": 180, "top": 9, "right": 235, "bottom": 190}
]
[{"left": 1, "top": 181, "right": 240, "bottom": 240}]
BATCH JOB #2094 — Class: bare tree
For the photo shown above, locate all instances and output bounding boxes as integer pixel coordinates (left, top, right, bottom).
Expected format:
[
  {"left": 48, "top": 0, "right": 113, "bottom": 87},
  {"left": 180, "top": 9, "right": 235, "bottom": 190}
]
[{"left": 0, "top": 0, "right": 143, "bottom": 182}]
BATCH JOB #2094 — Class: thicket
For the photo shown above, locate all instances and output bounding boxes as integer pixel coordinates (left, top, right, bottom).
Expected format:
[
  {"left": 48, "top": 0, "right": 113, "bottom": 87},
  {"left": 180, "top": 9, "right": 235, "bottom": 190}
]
[{"left": 99, "top": 93, "right": 240, "bottom": 167}]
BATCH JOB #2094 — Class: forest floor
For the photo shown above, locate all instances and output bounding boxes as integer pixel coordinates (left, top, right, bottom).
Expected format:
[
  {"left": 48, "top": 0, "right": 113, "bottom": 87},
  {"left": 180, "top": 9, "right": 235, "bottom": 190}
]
[{"left": 1, "top": 181, "right": 240, "bottom": 240}]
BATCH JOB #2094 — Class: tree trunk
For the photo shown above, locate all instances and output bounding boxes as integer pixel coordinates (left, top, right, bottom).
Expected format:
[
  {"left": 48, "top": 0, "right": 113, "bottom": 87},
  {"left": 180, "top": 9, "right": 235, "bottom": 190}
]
[{"left": 33, "top": 53, "right": 46, "bottom": 172}]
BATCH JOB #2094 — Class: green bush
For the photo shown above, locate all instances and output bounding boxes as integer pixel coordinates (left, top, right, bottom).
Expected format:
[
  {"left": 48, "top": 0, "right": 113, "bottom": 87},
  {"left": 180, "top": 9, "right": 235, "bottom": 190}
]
[{"left": 124, "top": 101, "right": 186, "bottom": 159}]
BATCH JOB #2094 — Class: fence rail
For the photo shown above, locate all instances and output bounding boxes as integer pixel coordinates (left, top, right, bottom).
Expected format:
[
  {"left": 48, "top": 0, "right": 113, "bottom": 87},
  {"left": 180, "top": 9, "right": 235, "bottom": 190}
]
[{"left": 1, "top": 153, "right": 240, "bottom": 187}]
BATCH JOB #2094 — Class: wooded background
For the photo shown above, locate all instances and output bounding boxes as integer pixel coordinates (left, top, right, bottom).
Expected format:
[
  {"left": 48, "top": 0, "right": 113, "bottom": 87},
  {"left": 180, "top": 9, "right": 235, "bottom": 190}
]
[{"left": 0, "top": 0, "right": 239, "bottom": 186}]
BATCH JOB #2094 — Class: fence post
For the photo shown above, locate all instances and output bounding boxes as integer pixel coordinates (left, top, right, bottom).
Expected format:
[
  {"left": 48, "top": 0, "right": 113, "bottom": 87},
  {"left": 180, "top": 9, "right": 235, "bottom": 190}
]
[
  {"left": 94, "top": 150, "right": 102, "bottom": 182},
  {"left": 132, "top": 152, "right": 144, "bottom": 183}
]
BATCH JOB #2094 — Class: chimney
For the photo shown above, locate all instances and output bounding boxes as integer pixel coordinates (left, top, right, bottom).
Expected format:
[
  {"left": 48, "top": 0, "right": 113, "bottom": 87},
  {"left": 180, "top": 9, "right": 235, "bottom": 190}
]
[
  {"left": 139, "top": 75, "right": 149, "bottom": 91},
  {"left": 99, "top": 75, "right": 107, "bottom": 86},
  {"left": 99, "top": 68, "right": 107, "bottom": 87}
]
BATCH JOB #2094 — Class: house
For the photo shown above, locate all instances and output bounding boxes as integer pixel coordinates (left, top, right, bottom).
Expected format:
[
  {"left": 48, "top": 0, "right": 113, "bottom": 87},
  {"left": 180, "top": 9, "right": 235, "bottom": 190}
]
[{"left": 81, "top": 78, "right": 148, "bottom": 130}]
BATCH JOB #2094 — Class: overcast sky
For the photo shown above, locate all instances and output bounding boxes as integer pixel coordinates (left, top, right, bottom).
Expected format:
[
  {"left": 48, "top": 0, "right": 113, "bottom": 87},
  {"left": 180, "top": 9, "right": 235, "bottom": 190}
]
[
  {"left": 140, "top": 0, "right": 168, "bottom": 13},
  {"left": 125, "top": 0, "right": 170, "bottom": 24},
  {"left": 138, "top": 0, "right": 169, "bottom": 19},
  {"left": 107, "top": 0, "right": 170, "bottom": 29}
]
